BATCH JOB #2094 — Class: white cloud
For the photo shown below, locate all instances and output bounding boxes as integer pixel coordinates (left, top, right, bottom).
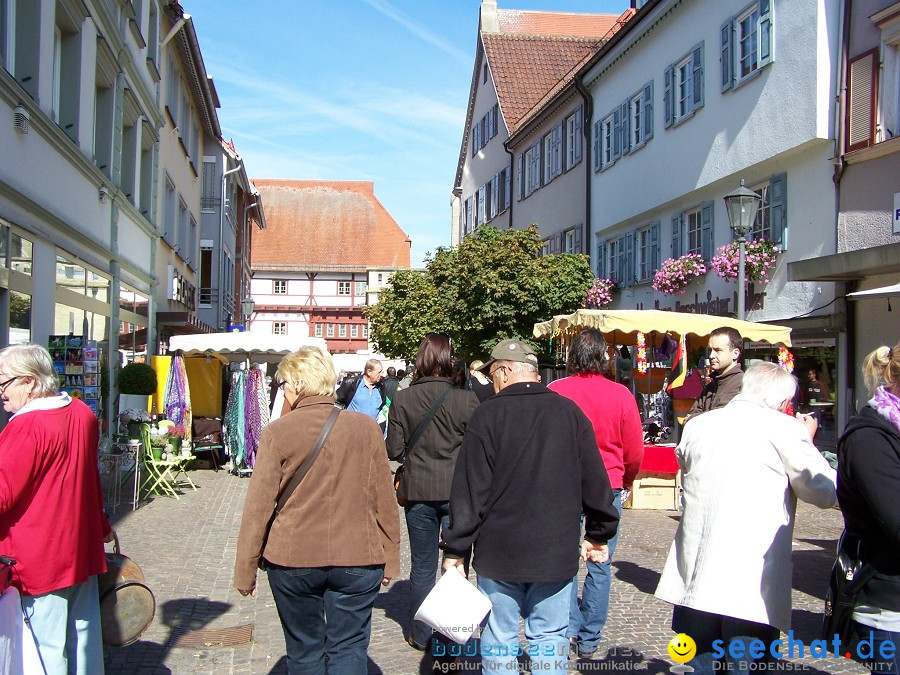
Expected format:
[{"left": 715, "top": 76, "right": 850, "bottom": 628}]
[{"left": 359, "top": 0, "right": 471, "bottom": 66}]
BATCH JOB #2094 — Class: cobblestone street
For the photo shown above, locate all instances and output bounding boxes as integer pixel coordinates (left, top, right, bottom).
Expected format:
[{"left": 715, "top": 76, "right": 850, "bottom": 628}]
[{"left": 104, "top": 468, "right": 867, "bottom": 674}]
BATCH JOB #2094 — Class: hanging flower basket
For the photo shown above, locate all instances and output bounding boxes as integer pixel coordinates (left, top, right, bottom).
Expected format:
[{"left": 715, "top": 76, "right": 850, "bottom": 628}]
[
  {"left": 585, "top": 278, "right": 617, "bottom": 308},
  {"left": 710, "top": 239, "right": 778, "bottom": 283},
  {"left": 652, "top": 253, "right": 708, "bottom": 296}
]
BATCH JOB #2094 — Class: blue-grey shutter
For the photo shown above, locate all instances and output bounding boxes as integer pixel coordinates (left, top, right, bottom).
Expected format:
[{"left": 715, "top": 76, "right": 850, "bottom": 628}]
[
  {"left": 664, "top": 65, "right": 674, "bottom": 128},
  {"left": 574, "top": 106, "right": 583, "bottom": 162},
  {"left": 650, "top": 220, "right": 661, "bottom": 275},
  {"left": 574, "top": 224, "right": 583, "bottom": 254},
  {"left": 597, "top": 241, "right": 607, "bottom": 278},
  {"left": 112, "top": 74, "right": 125, "bottom": 185},
  {"left": 615, "top": 236, "right": 626, "bottom": 285},
  {"left": 672, "top": 214, "right": 683, "bottom": 258},
  {"left": 516, "top": 154, "right": 524, "bottom": 200},
  {"left": 621, "top": 100, "right": 631, "bottom": 155},
  {"left": 612, "top": 108, "right": 622, "bottom": 158},
  {"left": 721, "top": 19, "right": 734, "bottom": 92},
  {"left": 692, "top": 42, "right": 704, "bottom": 110},
  {"left": 504, "top": 166, "right": 511, "bottom": 209},
  {"left": 553, "top": 122, "right": 563, "bottom": 177},
  {"left": 701, "top": 200, "right": 714, "bottom": 260},
  {"left": 593, "top": 120, "right": 601, "bottom": 171},
  {"left": 149, "top": 143, "right": 159, "bottom": 225},
  {"left": 466, "top": 198, "right": 473, "bottom": 233},
  {"left": 532, "top": 139, "right": 542, "bottom": 191},
  {"left": 770, "top": 173, "right": 787, "bottom": 248},
  {"left": 624, "top": 232, "right": 635, "bottom": 286},
  {"left": 758, "top": 0, "right": 773, "bottom": 67},
  {"left": 472, "top": 124, "right": 480, "bottom": 156},
  {"left": 644, "top": 82, "right": 654, "bottom": 140}
]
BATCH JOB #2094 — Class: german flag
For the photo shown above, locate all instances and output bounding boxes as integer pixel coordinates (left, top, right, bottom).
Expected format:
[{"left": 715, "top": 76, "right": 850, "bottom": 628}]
[{"left": 666, "top": 334, "right": 686, "bottom": 393}]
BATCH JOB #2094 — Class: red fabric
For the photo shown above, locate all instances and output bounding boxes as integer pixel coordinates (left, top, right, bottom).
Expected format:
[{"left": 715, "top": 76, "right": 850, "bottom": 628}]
[
  {"left": 641, "top": 444, "right": 679, "bottom": 473},
  {"left": 0, "top": 399, "right": 110, "bottom": 596},
  {"left": 549, "top": 374, "right": 644, "bottom": 488},
  {"left": 669, "top": 370, "right": 703, "bottom": 399}
]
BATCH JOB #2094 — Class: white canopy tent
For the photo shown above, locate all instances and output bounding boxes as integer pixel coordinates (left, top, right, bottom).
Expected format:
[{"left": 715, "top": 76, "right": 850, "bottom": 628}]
[
  {"left": 846, "top": 282, "right": 900, "bottom": 300},
  {"left": 168, "top": 332, "right": 329, "bottom": 363}
]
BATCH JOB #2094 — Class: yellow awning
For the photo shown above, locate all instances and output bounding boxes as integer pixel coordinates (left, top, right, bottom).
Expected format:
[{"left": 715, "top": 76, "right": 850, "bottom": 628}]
[{"left": 533, "top": 309, "right": 791, "bottom": 347}]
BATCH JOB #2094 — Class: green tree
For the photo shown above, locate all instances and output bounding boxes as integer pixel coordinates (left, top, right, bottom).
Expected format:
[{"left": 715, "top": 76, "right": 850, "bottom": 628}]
[{"left": 366, "top": 225, "right": 593, "bottom": 362}]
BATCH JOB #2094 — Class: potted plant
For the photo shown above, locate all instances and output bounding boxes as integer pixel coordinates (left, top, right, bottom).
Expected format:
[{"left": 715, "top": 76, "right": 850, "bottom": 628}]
[
  {"left": 118, "top": 362, "right": 157, "bottom": 417},
  {"left": 652, "top": 253, "right": 708, "bottom": 296},
  {"left": 585, "top": 278, "right": 617, "bottom": 308},
  {"left": 710, "top": 238, "right": 778, "bottom": 283}
]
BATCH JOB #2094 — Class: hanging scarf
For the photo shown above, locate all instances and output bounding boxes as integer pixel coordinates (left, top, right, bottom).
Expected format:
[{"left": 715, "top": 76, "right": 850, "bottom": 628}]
[
  {"left": 244, "top": 370, "right": 264, "bottom": 468},
  {"left": 163, "top": 353, "right": 191, "bottom": 438},
  {"left": 870, "top": 385, "right": 900, "bottom": 433},
  {"left": 224, "top": 370, "right": 247, "bottom": 467}
]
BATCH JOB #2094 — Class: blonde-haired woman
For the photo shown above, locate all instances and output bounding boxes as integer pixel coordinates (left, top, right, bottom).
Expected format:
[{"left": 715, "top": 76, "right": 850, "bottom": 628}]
[
  {"left": 234, "top": 347, "right": 400, "bottom": 674},
  {"left": 837, "top": 341, "right": 900, "bottom": 675},
  {"left": 0, "top": 343, "right": 112, "bottom": 674}
]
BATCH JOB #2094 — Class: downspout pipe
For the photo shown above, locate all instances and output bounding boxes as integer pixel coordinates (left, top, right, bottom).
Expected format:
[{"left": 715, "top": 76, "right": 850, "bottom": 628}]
[
  {"left": 574, "top": 75, "right": 594, "bottom": 269},
  {"left": 219, "top": 161, "right": 243, "bottom": 329},
  {"left": 503, "top": 143, "right": 515, "bottom": 229}
]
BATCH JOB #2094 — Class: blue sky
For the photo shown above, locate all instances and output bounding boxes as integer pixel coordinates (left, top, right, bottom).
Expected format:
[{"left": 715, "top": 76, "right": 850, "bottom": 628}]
[{"left": 187, "top": 0, "right": 631, "bottom": 267}]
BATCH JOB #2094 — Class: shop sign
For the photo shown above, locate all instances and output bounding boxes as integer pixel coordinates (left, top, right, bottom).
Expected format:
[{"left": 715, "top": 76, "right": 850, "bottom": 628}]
[
  {"left": 894, "top": 192, "right": 900, "bottom": 234},
  {"left": 635, "top": 285, "right": 767, "bottom": 315},
  {"left": 167, "top": 265, "right": 196, "bottom": 310}
]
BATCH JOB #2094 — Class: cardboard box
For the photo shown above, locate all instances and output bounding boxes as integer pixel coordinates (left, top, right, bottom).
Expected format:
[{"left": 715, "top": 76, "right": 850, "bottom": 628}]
[{"left": 625, "top": 470, "right": 681, "bottom": 510}]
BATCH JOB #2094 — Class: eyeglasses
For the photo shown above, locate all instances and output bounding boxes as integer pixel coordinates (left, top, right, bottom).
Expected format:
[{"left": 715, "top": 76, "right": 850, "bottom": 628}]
[
  {"left": 485, "top": 365, "right": 509, "bottom": 384},
  {"left": 0, "top": 376, "right": 19, "bottom": 395}
]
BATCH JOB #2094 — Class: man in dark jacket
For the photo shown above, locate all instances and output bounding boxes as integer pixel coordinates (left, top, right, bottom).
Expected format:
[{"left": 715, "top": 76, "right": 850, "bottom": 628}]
[
  {"left": 382, "top": 367, "right": 401, "bottom": 404},
  {"left": 441, "top": 339, "right": 619, "bottom": 675},
  {"left": 685, "top": 326, "right": 743, "bottom": 422}
]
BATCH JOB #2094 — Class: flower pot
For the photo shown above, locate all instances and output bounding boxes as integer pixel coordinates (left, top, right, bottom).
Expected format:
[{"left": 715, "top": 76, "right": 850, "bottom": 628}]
[
  {"left": 151, "top": 447, "right": 163, "bottom": 461},
  {"left": 120, "top": 394, "right": 150, "bottom": 416}
]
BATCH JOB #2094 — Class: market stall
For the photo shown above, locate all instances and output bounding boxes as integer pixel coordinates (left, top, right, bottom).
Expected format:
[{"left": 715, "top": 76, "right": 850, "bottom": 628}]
[{"left": 533, "top": 309, "right": 793, "bottom": 510}]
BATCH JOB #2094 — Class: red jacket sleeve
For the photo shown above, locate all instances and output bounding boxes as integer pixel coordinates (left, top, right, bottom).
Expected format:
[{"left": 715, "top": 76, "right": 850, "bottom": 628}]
[{"left": 0, "top": 425, "right": 39, "bottom": 515}]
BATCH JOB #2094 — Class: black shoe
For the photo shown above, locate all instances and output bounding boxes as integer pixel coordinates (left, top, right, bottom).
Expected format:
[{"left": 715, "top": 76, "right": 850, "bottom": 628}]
[
  {"left": 574, "top": 641, "right": 598, "bottom": 659},
  {"left": 406, "top": 634, "right": 428, "bottom": 651}
]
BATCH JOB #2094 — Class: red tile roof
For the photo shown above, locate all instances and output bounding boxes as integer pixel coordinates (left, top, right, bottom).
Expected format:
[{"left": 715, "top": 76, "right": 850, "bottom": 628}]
[
  {"left": 496, "top": 10, "right": 620, "bottom": 38},
  {"left": 251, "top": 180, "right": 411, "bottom": 271},
  {"left": 484, "top": 33, "right": 603, "bottom": 135}
]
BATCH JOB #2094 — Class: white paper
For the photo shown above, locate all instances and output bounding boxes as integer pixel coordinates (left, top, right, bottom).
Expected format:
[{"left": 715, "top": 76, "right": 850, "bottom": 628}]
[{"left": 413, "top": 567, "right": 492, "bottom": 644}]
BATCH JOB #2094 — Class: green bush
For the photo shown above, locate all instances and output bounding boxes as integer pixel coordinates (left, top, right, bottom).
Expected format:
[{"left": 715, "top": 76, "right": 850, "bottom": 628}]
[{"left": 118, "top": 363, "right": 157, "bottom": 395}]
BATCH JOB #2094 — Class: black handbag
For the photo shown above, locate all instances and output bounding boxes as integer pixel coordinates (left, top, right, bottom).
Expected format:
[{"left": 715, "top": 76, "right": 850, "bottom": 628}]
[{"left": 821, "top": 529, "right": 875, "bottom": 644}]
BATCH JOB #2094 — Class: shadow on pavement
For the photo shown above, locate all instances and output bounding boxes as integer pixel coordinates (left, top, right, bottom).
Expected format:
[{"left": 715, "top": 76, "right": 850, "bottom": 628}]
[
  {"left": 791, "top": 548, "right": 835, "bottom": 601},
  {"left": 373, "top": 579, "right": 412, "bottom": 634},
  {"left": 612, "top": 560, "right": 661, "bottom": 594}
]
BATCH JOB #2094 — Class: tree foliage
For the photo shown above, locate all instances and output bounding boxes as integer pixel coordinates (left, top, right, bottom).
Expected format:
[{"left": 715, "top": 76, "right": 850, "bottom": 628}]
[{"left": 366, "top": 225, "right": 593, "bottom": 362}]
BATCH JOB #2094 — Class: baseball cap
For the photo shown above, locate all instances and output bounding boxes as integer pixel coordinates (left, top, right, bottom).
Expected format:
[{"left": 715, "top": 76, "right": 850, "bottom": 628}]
[{"left": 478, "top": 338, "right": 539, "bottom": 372}]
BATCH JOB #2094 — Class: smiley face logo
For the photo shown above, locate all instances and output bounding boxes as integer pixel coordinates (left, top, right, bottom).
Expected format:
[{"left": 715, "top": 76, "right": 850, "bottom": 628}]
[{"left": 667, "top": 633, "right": 696, "bottom": 663}]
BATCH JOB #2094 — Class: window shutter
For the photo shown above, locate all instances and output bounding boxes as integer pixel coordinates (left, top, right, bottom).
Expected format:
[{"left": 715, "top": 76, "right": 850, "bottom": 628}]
[
  {"left": 516, "top": 154, "right": 524, "bottom": 200},
  {"left": 846, "top": 49, "right": 878, "bottom": 152},
  {"left": 574, "top": 106, "right": 583, "bottom": 162},
  {"left": 612, "top": 108, "right": 622, "bottom": 158},
  {"left": 593, "top": 120, "right": 601, "bottom": 171},
  {"left": 616, "top": 236, "right": 626, "bottom": 285},
  {"left": 620, "top": 100, "right": 631, "bottom": 155},
  {"left": 692, "top": 43, "right": 704, "bottom": 110},
  {"left": 770, "top": 173, "right": 787, "bottom": 248},
  {"left": 532, "top": 139, "right": 542, "bottom": 191},
  {"left": 701, "top": 200, "right": 714, "bottom": 261},
  {"left": 758, "top": 0, "right": 773, "bottom": 67},
  {"left": 721, "top": 20, "right": 734, "bottom": 92},
  {"left": 650, "top": 221, "right": 661, "bottom": 273},
  {"left": 493, "top": 104, "right": 500, "bottom": 137},
  {"left": 478, "top": 187, "right": 485, "bottom": 225},
  {"left": 491, "top": 173, "right": 499, "bottom": 217},
  {"left": 465, "top": 197, "right": 473, "bottom": 233},
  {"left": 664, "top": 64, "right": 675, "bottom": 128},
  {"left": 644, "top": 82, "right": 654, "bottom": 140},
  {"left": 553, "top": 122, "right": 563, "bottom": 177},
  {"left": 472, "top": 123, "right": 480, "bottom": 156},
  {"left": 574, "top": 224, "right": 583, "bottom": 254},
  {"left": 624, "top": 233, "right": 635, "bottom": 286},
  {"left": 597, "top": 241, "right": 607, "bottom": 278},
  {"left": 149, "top": 144, "right": 159, "bottom": 225},
  {"left": 504, "top": 166, "right": 511, "bottom": 209},
  {"left": 672, "top": 214, "right": 683, "bottom": 258}
]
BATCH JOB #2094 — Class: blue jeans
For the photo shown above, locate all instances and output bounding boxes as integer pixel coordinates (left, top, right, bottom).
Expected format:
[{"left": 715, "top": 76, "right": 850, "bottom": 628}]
[
  {"left": 21, "top": 575, "right": 105, "bottom": 675},
  {"left": 851, "top": 621, "right": 900, "bottom": 675},
  {"left": 671, "top": 605, "right": 779, "bottom": 675},
  {"left": 569, "top": 489, "right": 622, "bottom": 654},
  {"left": 405, "top": 500, "right": 451, "bottom": 647},
  {"left": 478, "top": 576, "right": 570, "bottom": 675},
  {"left": 267, "top": 564, "right": 383, "bottom": 675}
]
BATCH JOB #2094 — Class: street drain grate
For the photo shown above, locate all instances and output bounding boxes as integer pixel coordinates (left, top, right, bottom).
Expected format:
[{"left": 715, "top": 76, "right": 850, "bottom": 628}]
[{"left": 170, "top": 624, "right": 254, "bottom": 649}]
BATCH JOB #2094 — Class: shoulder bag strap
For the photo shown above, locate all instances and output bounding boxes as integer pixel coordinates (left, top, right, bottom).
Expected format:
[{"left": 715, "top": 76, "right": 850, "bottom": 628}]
[
  {"left": 274, "top": 405, "right": 341, "bottom": 514},
  {"left": 401, "top": 386, "right": 454, "bottom": 463}
]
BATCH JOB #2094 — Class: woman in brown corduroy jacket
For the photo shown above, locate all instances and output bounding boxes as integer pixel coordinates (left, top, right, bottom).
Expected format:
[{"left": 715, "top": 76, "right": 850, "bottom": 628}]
[{"left": 234, "top": 346, "right": 400, "bottom": 675}]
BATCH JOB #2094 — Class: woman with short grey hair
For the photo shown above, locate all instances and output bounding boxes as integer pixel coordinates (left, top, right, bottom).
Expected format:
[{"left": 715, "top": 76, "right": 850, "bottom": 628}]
[{"left": 0, "top": 342, "right": 113, "bottom": 674}]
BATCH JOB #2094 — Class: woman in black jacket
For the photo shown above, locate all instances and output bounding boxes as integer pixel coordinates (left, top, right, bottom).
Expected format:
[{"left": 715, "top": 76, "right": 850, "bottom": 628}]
[
  {"left": 837, "top": 340, "right": 900, "bottom": 675},
  {"left": 386, "top": 333, "right": 479, "bottom": 651}
]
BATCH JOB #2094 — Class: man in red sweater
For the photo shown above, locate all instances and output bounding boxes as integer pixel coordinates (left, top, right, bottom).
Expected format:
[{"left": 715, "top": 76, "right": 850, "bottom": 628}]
[{"left": 549, "top": 329, "right": 644, "bottom": 658}]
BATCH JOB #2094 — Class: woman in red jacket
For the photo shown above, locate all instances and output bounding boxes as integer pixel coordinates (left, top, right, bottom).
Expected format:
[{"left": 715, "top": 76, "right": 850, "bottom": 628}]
[{"left": 0, "top": 343, "right": 113, "bottom": 674}]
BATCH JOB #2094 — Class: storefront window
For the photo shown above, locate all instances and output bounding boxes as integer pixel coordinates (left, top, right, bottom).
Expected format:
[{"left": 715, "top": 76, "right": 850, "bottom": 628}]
[
  {"left": 8, "top": 291, "right": 31, "bottom": 344},
  {"left": 88, "top": 271, "right": 110, "bottom": 304},
  {"left": 54, "top": 303, "right": 109, "bottom": 342},
  {"left": 0, "top": 228, "right": 33, "bottom": 275},
  {"left": 56, "top": 255, "right": 86, "bottom": 295}
]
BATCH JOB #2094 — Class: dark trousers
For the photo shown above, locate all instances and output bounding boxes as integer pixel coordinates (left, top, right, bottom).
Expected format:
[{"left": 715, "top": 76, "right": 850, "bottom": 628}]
[
  {"left": 267, "top": 564, "right": 383, "bottom": 675},
  {"left": 851, "top": 621, "right": 900, "bottom": 675},
  {"left": 671, "top": 605, "right": 779, "bottom": 675},
  {"left": 404, "top": 500, "right": 452, "bottom": 647}
]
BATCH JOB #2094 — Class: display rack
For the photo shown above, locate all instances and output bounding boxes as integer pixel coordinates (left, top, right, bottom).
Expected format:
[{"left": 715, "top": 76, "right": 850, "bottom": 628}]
[{"left": 49, "top": 335, "right": 101, "bottom": 417}]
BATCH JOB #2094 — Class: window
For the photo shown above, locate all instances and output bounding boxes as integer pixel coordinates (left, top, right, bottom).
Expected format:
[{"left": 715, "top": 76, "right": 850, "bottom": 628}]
[
  {"left": 273, "top": 322, "right": 286, "bottom": 335},
  {"left": 274, "top": 280, "right": 287, "bottom": 294},
  {"left": 564, "top": 230, "right": 575, "bottom": 253},
  {"left": 94, "top": 45, "right": 117, "bottom": 178},
  {"left": 464, "top": 197, "right": 474, "bottom": 234},
  {"left": 686, "top": 208, "right": 702, "bottom": 256},
  {"left": 355, "top": 281, "right": 367, "bottom": 295},
  {"left": 199, "top": 243, "right": 212, "bottom": 306},
  {"left": 350, "top": 324, "right": 359, "bottom": 338},
  {"left": 747, "top": 175, "right": 786, "bottom": 247},
  {"left": 500, "top": 165, "right": 511, "bottom": 212},
  {"left": 202, "top": 160, "right": 217, "bottom": 210},
  {"left": 601, "top": 115, "right": 614, "bottom": 167},
  {"left": 338, "top": 281, "right": 351, "bottom": 295},
  {"left": 478, "top": 186, "right": 485, "bottom": 225},
  {"left": 543, "top": 131, "right": 553, "bottom": 184},
  {"left": 722, "top": 1, "right": 773, "bottom": 92},
  {"left": 520, "top": 138, "right": 542, "bottom": 197},
  {"left": 664, "top": 42, "right": 704, "bottom": 127},
  {"left": 472, "top": 122, "right": 481, "bottom": 156},
  {"left": 563, "top": 107, "right": 583, "bottom": 171},
  {"left": 377, "top": 273, "right": 384, "bottom": 285},
  {"left": 673, "top": 202, "right": 715, "bottom": 260},
  {"left": 163, "top": 176, "right": 176, "bottom": 247},
  {"left": 177, "top": 199, "right": 188, "bottom": 255},
  {"left": 630, "top": 83, "right": 653, "bottom": 150},
  {"left": 637, "top": 223, "right": 661, "bottom": 283},
  {"left": 363, "top": 324, "right": 369, "bottom": 338},
  {"left": 187, "top": 216, "right": 197, "bottom": 268},
  {"left": 0, "top": 223, "right": 34, "bottom": 276},
  {"left": 139, "top": 124, "right": 156, "bottom": 220},
  {"left": 327, "top": 323, "right": 335, "bottom": 337},
  {"left": 489, "top": 174, "right": 499, "bottom": 220},
  {"left": 314, "top": 323, "right": 323, "bottom": 337},
  {"left": 338, "top": 324, "right": 347, "bottom": 338}
]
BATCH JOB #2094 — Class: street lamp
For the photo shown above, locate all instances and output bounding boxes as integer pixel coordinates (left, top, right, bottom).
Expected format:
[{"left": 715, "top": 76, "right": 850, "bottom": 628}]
[
  {"left": 241, "top": 296, "right": 255, "bottom": 327},
  {"left": 723, "top": 180, "right": 762, "bottom": 321}
]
